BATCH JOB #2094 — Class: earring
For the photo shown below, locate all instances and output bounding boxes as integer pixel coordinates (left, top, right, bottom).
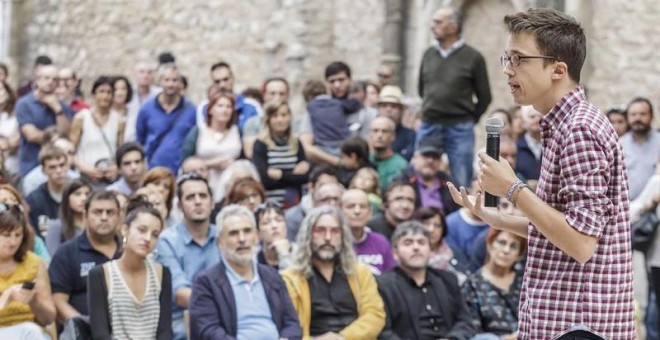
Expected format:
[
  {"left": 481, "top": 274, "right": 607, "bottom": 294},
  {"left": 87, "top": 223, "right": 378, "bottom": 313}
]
[{"left": 122, "top": 235, "right": 127, "bottom": 245}]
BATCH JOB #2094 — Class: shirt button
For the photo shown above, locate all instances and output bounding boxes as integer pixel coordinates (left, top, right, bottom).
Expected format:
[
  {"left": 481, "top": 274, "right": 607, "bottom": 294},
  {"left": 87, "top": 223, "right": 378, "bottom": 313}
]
[
  {"left": 426, "top": 304, "right": 432, "bottom": 310},
  {"left": 430, "top": 319, "right": 435, "bottom": 324},
  {"left": 434, "top": 326, "right": 439, "bottom": 332},
  {"left": 422, "top": 287, "right": 427, "bottom": 293}
]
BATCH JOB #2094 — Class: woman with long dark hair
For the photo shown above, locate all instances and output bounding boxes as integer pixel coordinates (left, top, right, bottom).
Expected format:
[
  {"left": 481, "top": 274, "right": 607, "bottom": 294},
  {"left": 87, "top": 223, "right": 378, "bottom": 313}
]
[
  {"left": 88, "top": 196, "right": 172, "bottom": 339},
  {"left": 45, "top": 179, "right": 91, "bottom": 255}
]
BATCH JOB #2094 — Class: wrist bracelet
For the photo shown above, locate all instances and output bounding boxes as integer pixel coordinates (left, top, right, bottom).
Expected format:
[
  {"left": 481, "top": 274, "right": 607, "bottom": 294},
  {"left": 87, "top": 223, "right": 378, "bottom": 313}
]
[
  {"left": 505, "top": 179, "right": 523, "bottom": 201},
  {"left": 512, "top": 183, "right": 530, "bottom": 207}
]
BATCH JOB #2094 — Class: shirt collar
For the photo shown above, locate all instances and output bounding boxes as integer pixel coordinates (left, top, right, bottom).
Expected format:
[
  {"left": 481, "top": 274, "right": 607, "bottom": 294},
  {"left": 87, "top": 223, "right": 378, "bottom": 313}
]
[
  {"left": 177, "top": 222, "right": 218, "bottom": 246},
  {"left": 540, "top": 86, "right": 586, "bottom": 134},
  {"left": 395, "top": 266, "right": 430, "bottom": 287},
  {"left": 155, "top": 94, "right": 185, "bottom": 113},
  {"left": 415, "top": 172, "right": 440, "bottom": 189},
  {"left": 222, "top": 253, "right": 260, "bottom": 285},
  {"left": 79, "top": 231, "right": 121, "bottom": 256},
  {"left": 434, "top": 38, "right": 465, "bottom": 58}
]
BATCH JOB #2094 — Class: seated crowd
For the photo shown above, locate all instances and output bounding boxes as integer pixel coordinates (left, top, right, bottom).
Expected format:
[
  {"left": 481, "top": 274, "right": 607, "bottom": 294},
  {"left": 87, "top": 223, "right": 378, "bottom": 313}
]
[{"left": 0, "top": 48, "right": 656, "bottom": 340}]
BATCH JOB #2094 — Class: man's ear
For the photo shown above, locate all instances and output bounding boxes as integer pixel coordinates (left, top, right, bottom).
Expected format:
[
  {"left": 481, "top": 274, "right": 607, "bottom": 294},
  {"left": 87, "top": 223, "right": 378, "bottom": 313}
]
[{"left": 551, "top": 61, "right": 568, "bottom": 80}]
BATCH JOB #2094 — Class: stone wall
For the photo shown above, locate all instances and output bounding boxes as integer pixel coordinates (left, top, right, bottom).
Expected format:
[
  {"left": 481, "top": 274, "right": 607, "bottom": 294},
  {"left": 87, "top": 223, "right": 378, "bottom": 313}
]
[
  {"left": 6, "top": 0, "right": 660, "bottom": 126},
  {"left": 10, "top": 0, "right": 385, "bottom": 112},
  {"left": 586, "top": 0, "right": 660, "bottom": 117}
]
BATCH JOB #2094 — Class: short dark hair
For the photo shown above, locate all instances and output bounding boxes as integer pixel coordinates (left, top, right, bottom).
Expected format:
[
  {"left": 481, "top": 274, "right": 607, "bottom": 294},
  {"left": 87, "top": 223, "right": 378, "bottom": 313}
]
[
  {"left": 262, "top": 77, "right": 289, "bottom": 93},
  {"left": 309, "top": 164, "right": 339, "bottom": 185},
  {"left": 242, "top": 87, "right": 264, "bottom": 105},
  {"left": 111, "top": 75, "right": 133, "bottom": 104},
  {"left": 254, "top": 201, "right": 284, "bottom": 230},
  {"left": 34, "top": 55, "right": 53, "bottom": 66},
  {"left": 340, "top": 137, "right": 370, "bottom": 168},
  {"left": 181, "top": 75, "right": 188, "bottom": 90},
  {"left": 84, "top": 190, "right": 120, "bottom": 213},
  {"left": 302, "top": 80, "right": 327, "bottom": 102},
  {"left": 0, "top": 62, "right": 8, "bottom": 77},
  {"left": 606, "top": 108, "right": 626, "bottom": 120},
  {"left": 390, "top": 221, "right": 430, "bottom": 248},
  {"left": 176, "top": 172, "right": 212, "bottom": 201},
  {"left": 325, "top": 61, "right": 351, "bottom": 80},
  {"left": 504, "top": 8, "right": 586, "bottom": 83},
  {"left": 383, "top": 180, "right": 416, "bottom": 205},
  {"left": 210, "top": 61, "right": 232, "bottom": 74},
  {"left": 413, "top": 206, "right": 448, "bottom": 239},
  {"left": 115, "top": 142, "right": 144, "bottom": 166},
  {"left": 158, "top": 52, "right": 176, "bottom": 65},
  {"left": 91, "top": 76, "right": 114, "bottom": 95},
  {"left": 626, "top": 97, "right": 654, "bottom": 118},
  {"left": 39, "top": 144, "right": 67, "bottom": 166}
]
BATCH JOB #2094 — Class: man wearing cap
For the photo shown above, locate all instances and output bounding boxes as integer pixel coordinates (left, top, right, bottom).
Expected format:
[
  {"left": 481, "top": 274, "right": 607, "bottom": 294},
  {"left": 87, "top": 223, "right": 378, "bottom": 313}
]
[
  {"left": 377, "top": 85, "right": 417, "bottom": 161},
  {"left": 393, "top": 136, "right": 459, "bottom": 216}
]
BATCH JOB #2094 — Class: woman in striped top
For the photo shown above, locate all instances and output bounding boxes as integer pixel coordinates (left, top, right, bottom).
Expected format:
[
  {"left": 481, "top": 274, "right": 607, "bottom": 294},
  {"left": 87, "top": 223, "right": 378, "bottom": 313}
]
[
  {"left": 252, "top": 101, "right": 309, "bottom": 208},
  {"left": 87, "top": 196, "right": 172, "bottom": 340}
]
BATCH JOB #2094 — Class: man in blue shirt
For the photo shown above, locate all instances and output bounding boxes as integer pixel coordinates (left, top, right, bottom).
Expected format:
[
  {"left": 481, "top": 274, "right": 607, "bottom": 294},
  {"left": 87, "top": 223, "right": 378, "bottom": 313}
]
[
  {"left": 136, "top": 64, "right": 196, "bottom": 174},
  {"left": 16, "top": 64, "right": 74, "bottom": 176},
  {"left": 190, "top": 204, "right": 302, "bottom": 339},
  {"left": 195, "top": 61, "right": 258, "bottom": 133},
  {"left": 155, "top": 173, "right": 218, "bottom": 340}
]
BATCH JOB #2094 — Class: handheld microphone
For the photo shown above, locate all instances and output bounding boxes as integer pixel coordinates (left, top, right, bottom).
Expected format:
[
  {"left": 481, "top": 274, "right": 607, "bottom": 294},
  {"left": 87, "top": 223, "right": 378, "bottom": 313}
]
[{"left": 484, "top": 117, "right": 505, "bottom": 207}]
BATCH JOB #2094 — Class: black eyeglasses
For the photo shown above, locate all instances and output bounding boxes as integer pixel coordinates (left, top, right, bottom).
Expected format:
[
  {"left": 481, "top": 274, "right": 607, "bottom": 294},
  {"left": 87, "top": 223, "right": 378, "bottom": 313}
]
[
  {"left": 500, "top": 54, "right": 558, "bottom": 68},
  {"left": 0, "top": 203, "right": 23, "bottom": 215}
]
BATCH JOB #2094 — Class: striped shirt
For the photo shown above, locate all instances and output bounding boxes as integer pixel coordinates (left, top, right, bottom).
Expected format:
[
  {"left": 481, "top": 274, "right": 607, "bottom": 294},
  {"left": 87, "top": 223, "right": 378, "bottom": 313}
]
[
  {"left": 518, "top": 87, "right": 635, "bottom": 339},
  {"left": 108, "top": 259, "right": 162, "bottom": 340},
  {"left": 253, "top": 138, "right": 307, "bottom": 208}
]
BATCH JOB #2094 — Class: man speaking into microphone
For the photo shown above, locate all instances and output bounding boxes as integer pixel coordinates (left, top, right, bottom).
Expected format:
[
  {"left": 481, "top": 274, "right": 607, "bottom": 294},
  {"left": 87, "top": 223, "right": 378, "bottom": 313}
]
[{"left": 448, "top": 8, "right": 635, "bottom": 340}]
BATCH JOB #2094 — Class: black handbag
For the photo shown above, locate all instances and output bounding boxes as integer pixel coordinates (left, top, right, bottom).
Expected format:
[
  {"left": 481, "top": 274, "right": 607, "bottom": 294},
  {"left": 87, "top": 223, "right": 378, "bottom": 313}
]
[{"left": 631, "top": 208, "right": 660, "bottom": 253}]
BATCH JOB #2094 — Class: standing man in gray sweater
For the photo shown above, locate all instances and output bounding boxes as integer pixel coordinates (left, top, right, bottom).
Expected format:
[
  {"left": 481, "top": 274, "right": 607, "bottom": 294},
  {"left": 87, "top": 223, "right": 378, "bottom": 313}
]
[{"left": 418, "top": 6, "right": 491, "bottom": 188}]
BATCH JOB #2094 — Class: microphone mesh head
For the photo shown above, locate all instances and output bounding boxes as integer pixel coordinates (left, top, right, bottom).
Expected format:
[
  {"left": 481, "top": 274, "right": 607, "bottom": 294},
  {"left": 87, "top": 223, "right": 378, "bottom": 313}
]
[{"left": 485, "top": 117, "right": 505, "bottom": 134}]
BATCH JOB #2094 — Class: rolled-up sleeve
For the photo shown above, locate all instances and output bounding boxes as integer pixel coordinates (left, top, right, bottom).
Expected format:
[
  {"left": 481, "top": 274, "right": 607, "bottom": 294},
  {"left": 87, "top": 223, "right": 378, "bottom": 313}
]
[{"left": 557, "top": 124, "right": 613, "bottom": 239}]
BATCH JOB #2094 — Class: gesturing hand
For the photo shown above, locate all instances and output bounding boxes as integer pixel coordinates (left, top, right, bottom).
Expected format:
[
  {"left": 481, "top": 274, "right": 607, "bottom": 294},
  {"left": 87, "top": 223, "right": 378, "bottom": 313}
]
[{"left": 447, "top": 182, "right": 501, "bottom": 227}]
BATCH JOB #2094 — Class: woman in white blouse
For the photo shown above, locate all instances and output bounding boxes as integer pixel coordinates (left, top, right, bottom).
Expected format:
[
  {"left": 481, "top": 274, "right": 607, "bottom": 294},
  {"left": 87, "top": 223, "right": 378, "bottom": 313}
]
[{"left": 182, "top": 93, "right": 242, "bottom": 201}]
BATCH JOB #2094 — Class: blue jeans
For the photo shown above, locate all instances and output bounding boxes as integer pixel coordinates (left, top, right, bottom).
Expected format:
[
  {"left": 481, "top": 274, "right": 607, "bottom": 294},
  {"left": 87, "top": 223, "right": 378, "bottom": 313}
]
[
  {"left": 417, "top": 121, "right": 475, "bottom": 188},
  {"left": 646, "top": 291, "right": 659, "bottom": 340}
]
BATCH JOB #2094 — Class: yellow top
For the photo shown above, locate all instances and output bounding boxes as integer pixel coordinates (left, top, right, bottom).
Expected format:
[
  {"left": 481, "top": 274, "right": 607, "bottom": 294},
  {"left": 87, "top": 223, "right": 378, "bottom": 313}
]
[{"left": 0, "top": 252, "right": 39, "bottom": 327}]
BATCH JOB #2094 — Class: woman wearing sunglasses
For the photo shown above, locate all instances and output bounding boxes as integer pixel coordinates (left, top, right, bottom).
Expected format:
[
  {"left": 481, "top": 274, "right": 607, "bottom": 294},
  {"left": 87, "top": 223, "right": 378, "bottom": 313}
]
[{"left": 0, "top": 202, "right": 56, "bottom": 339}]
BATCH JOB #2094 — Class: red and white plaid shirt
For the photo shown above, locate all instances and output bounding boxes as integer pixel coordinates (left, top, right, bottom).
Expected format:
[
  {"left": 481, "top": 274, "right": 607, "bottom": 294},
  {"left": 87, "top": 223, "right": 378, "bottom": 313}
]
[{"left": 518, "top": 87, "right": 635, "bottom": 339}]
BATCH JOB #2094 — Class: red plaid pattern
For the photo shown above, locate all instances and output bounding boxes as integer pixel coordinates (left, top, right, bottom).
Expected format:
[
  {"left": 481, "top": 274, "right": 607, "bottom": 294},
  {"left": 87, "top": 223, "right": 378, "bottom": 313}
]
[{"left": 518, "top": 87, "right": 635, "bottom": 339}]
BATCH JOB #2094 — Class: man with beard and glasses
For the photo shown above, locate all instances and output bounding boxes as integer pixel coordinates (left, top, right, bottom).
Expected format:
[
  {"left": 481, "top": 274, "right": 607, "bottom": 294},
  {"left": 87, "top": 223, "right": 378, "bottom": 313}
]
[
  {"left": 620, "top": 97, "right": 659, "bottom": 200},
  {"left": 377, "top": 221, "right": 474, "bottom": 340},
  {"left": 189, "top": 205, "right": 302, "bottom": 339},
  {"left": 48, "top": 191, "right": 121, "bottom": 324},
  {"left": 155, "top": 173, "right": 218, "bottom": 340},
  {"left": 282, "top": 206, "right": 385, "bottom": 339}
]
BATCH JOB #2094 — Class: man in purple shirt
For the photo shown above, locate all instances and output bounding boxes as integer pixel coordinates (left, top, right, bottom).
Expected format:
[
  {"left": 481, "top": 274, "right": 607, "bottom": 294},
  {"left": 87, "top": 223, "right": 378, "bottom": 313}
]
[
  {"left": 393, "top": 136, "right": 459, "bottom": 216},
  {"left": 341, "top": 189, "right": 395, "bottom": 275}
]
